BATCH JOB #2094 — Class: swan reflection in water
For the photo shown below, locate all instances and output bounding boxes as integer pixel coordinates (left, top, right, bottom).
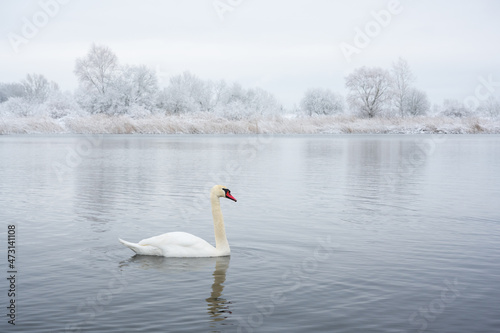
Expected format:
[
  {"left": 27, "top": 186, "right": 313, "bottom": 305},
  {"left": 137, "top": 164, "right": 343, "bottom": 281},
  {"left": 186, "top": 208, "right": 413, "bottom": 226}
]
[
  {"left": 120, "top": 255, "right": 232, "bottom": 325},
  {"left": 205, "top": 256, "right": 231, "bottom": 322}
]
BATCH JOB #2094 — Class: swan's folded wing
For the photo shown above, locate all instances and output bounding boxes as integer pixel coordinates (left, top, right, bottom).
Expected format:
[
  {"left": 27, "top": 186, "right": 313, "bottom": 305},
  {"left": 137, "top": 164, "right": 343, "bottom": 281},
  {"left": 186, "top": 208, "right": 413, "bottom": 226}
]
[{"left": 138, "top": 232, "right": 217, "bottom": 257}]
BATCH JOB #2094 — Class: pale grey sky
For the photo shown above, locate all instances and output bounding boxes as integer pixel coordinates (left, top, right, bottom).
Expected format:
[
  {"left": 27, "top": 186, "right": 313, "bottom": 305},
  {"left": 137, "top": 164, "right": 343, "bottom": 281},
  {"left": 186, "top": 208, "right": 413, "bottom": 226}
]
[{"left": 1, "top": 0, "right": 499, "bottom": 108}]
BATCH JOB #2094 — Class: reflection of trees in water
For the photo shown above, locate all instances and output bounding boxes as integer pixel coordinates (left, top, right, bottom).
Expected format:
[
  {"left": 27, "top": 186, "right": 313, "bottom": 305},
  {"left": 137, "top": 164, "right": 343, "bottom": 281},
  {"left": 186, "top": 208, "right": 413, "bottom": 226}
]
[{"left": 330, "top": 137, "right": 432, "bottom": 229}]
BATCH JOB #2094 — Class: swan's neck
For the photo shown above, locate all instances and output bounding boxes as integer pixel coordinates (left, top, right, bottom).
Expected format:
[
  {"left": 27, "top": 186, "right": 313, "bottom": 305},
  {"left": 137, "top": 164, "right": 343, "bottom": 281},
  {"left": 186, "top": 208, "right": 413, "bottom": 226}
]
[{"left": 211, "top": 193, "right": 230, "bottom": 254}]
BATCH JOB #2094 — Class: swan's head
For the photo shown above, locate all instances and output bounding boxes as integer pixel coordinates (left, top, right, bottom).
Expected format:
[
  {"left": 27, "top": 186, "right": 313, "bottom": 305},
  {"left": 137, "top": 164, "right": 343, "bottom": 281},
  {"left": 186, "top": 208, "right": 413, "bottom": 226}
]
[{"left": 212, "top": 185, "right": 237, "bottom": 202}]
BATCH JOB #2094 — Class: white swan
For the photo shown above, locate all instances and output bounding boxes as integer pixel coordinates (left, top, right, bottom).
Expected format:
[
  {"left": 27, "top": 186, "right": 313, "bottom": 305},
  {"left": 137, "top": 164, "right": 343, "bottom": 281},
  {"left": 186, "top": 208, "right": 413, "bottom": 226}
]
[{"left": 119, "top": 185, "right": 237, "bottom": 257}]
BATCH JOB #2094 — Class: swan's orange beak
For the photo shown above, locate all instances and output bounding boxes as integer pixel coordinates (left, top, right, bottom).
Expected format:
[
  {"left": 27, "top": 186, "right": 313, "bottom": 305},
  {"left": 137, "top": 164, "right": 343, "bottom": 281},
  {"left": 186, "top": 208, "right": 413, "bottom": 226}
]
[{"left": 226, "top": 193, "right": 237, "bottom": 202}]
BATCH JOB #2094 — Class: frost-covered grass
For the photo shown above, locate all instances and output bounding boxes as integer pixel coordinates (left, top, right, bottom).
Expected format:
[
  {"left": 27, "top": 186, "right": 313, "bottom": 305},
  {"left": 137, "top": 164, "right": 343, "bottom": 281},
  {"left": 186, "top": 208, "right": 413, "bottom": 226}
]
[{"left": 1, "top": 113, "right": 499, "bottom": 134}]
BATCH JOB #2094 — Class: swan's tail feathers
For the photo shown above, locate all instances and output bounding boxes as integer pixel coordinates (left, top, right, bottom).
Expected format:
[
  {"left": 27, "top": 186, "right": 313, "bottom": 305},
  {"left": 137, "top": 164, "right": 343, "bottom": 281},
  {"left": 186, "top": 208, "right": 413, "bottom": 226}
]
[{"left": 118, "top": 238, "right": 162, "bottom": 256}]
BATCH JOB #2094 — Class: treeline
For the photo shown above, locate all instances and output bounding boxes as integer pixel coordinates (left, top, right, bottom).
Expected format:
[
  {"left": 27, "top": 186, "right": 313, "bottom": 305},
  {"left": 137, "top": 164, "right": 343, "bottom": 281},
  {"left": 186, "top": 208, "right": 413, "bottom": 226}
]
[
  {"left": 0, "top": 44, "right": 283, "bottom": 120},
  {"left": 301, "top": 58, "right": 499, "bottom": 118},
  {"left": 0, "top": 44, "right": 498, "bottom": 119}
]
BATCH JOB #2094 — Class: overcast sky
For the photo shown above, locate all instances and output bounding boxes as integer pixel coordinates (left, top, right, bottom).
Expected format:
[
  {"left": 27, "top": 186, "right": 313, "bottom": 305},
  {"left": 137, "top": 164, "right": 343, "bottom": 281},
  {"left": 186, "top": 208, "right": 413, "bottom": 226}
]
[{"left": 1, "top": 0, "right": 499, "bottom": 108}]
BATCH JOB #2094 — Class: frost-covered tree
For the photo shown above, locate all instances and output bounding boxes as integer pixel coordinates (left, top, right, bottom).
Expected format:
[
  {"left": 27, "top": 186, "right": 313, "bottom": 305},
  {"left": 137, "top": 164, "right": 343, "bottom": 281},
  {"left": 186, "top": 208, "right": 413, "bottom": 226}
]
[
  {"left": 156, "top": 71, "right": 281, "bottom": 118},
  {"left": 214, "top": 83, "right": 281, "bottom": 119},
  {"left": 74, "top": 45, "right": 160, "bottom": 116},
  {"left": 117, "top": 65, "right": 159, "bottom": 112},
  {"left": 242, "top": 87, "right": 280, "bottom": 117},
  {"left": 0, "top": 74, "right": 62, "bottom": 117},
  {"left": 391, "top": 58, "right": 415, "bottom": 117},
  {"left": 300, "top": 88, "right": 343, "bottom": 116},
  {"left": 157, "top": 72, "right": 206, "bottom": 114},
  {"left": 21, "top": 73, "right": 56, "bottom": 104},
  {"left": 249, "top": 88, "right": 280, "bottom": 114},
  {"left": 0, "top": 83, "right": 25, "bottom": 103},
  {"left": 41, "top": 90, "right": 83, "bottom": 118},
  {"left": 212, "top": 82, "right": 246, "bottom": 118},
  {"left": 345, "top": 66, "right": 392, "bottom": 118},
  {"left": 210, "top": 80, "right": 228, "bottom": 111},
  {"left": 477, "top": 96, "right": 500, "bottom": 118},
  {"left": 405, "top": 88, "right": 430, "bottom": 116},
  {"left": 0, "top": 97, "right": 32, "bottom": 117},
  {"left": 74, "top": 44, "right": 118, "bottom": 95},
  {"left": 439, "top": 99, "right": 472, "bottom": 118},
  {"left": 74, "top": 44, "right": 119, "bottom": 113}
]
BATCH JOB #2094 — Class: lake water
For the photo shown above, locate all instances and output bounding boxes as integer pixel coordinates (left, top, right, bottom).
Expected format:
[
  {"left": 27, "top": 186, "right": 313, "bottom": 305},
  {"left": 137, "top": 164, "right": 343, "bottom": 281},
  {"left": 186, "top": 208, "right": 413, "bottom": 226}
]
[{"left": 1, "top": 134, "right": 499, "bottom": 333}]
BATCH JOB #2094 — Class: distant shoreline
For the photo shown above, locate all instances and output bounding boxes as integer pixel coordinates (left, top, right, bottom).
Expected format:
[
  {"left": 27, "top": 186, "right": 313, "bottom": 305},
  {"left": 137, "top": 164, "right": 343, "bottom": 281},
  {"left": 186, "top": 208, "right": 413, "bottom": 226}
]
[{"left": 1, "top": 114, "right": 499, "bottom": 135}]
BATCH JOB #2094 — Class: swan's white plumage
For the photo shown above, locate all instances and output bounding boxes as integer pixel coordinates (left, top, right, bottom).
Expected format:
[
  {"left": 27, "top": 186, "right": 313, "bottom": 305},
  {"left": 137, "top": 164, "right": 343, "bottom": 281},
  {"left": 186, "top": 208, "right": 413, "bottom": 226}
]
[
  {"left": 119, "top": 185, "right": 235, "bottom": 258},
  {"left": 120, "top": 232, "right": 220, "bottom": 257},
  {"left": 118, "top": 238, "right": 163, "bottom": 256}
]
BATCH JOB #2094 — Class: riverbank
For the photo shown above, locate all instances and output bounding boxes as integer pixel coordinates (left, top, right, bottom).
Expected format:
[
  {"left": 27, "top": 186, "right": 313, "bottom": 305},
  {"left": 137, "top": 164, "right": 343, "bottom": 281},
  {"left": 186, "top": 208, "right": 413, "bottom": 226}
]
[{"left": 1, "top": 114, "right": 499, "bottom": 134}]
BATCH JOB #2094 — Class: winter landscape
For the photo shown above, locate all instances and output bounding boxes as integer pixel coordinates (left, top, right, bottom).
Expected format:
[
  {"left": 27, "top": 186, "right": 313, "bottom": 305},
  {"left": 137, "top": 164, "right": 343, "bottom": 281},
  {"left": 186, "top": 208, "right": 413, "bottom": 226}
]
[
  {"left": 2, "top": 1, "right": 500, "bottom": 333},
  {"left": 1, "top": 44, "right": 499, "bottom": 134}
]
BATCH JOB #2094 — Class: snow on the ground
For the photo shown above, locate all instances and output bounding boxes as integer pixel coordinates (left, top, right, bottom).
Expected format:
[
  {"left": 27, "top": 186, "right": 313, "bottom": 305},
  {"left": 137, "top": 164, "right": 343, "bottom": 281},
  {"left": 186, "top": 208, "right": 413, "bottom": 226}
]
[{"left": 1, "top": 114, "right": 499, "bottom": 135}]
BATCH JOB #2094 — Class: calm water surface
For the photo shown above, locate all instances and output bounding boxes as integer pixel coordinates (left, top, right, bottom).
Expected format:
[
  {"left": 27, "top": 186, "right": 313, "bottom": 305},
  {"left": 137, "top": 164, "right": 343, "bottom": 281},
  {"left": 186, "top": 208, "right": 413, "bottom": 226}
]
[{"left": 0, "top": 134, "right": 499, "bottom": 333}]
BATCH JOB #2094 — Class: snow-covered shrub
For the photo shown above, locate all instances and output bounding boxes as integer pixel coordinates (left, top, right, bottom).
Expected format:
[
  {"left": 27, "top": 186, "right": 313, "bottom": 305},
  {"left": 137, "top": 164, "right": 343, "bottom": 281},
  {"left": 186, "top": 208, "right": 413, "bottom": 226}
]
[
  {"left": 214, "top": 86, "right": 281, "bottom": 120},
  {"left": 215, "top": 100, "right": 251, "bottom": 120},
  {"left": 0, "top": 97, "right": 34, "bottom": 117},
  {"left": 157, "top": 72, "right": 212, "bottom": 114},
  {"left": 126, "top": 104, "right": 153, "bottom": 118},
  {"left": 75, "top": 84, "right": 127, "bottom": 116},
  {"left": 439, "top": 99, "right": 473, "bottom": 118},
  {"left": 74, "top": 86, "right": 109, "bottom": 114},
  {"left": 157, "top": 84, "right": 200, "bottom": 114},
  {"left": 477, "top": 96, "right": 500, "bottom": 118},
  {"left": 117, "top": 65, "right": 159, "bottom": 112},
  {"left": 245, "top": 87, "right": 282, "bottom": 116},
  {"left": 0, "top": 83, "right": 25, "bottom": 103},
  {"left": 41, "top": 91, "right": 84, "bottom": 118},
  {"left": 156, "top": 72, "right": 281, "bottom": 119},
  {"left": 300, "top": 88, "right": 344, "bottom": 116}
]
